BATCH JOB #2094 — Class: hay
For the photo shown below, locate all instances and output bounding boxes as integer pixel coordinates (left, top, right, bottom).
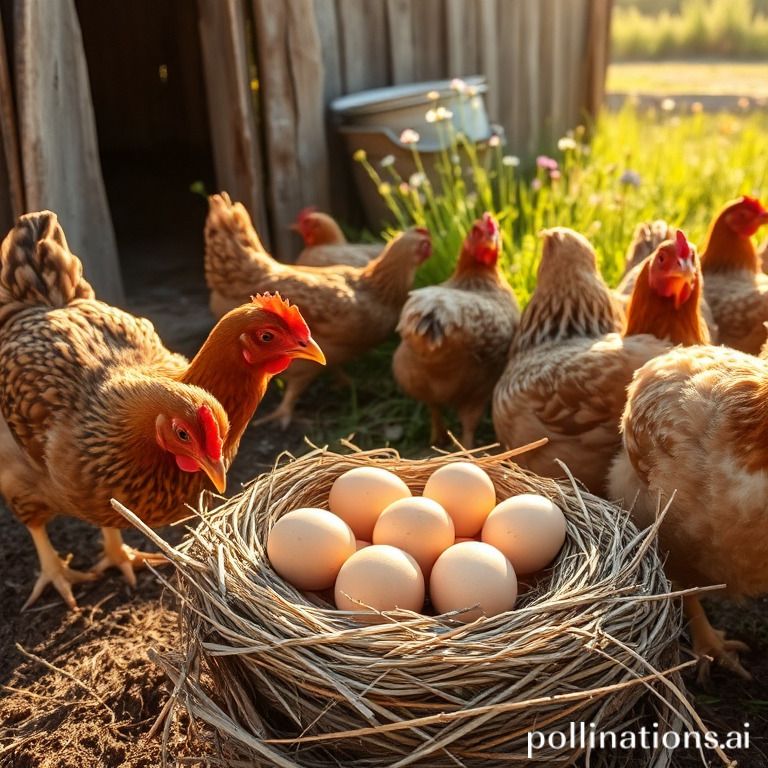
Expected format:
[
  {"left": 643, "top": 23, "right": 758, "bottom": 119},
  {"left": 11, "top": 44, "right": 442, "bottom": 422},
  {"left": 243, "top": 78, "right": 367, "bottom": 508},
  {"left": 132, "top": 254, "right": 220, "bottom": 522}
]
[{"left": 114, "top": 443, "right": 731, "bottom": 768}]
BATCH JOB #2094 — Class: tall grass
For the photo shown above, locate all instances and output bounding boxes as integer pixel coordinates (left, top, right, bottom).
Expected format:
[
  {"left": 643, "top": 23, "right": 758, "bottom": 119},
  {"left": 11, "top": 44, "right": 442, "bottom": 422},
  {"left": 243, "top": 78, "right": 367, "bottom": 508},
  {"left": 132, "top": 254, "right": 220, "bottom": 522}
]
[
  {"left": 612, "top": 0, "right": 768, "bottom": 60},
  {"left": 313, "top": 99, "right": 768, "bottom": 452},
  {"left": 356, "top": 100, "right": 768, "bottom": 306}
]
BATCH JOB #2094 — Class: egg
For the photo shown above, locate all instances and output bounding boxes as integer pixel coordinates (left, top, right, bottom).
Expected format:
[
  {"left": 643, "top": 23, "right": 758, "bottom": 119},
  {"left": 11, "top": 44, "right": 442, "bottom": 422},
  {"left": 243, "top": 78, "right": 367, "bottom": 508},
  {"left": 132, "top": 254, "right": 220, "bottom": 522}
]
[
  {"left": 481, "top": 494, "right": 566, "bottom": 575},
  {"left": 430, "top": 541, "right": 517, "bottom": 622},
  {"left": 334, "top": 544, "right": 425, "bottom": 614},
  {"left": 329, "top": 467, "right": 412, "bottom": 540},
  {"left": 372, "top": 497, "right": 455, "bottom": 579},
  {"left": 267, "top": 508, "right": 356, "bottom": 591},
  {"left": 423, "top": 462, "right": 496, "bottom": 537}
]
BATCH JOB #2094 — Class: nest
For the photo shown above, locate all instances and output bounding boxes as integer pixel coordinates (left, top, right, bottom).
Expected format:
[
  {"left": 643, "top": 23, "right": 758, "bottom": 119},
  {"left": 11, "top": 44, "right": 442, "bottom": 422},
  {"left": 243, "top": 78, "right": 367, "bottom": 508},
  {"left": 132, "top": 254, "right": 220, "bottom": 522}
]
[{"left": 116, "top": 444, "right": 729, "bottom": 768}]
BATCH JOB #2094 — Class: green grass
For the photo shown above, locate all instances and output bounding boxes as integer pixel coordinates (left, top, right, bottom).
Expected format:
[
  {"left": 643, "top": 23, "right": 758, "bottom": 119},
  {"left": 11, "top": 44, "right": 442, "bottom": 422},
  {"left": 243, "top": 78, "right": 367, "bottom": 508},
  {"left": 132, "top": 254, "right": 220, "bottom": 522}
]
[
  {"left": 612, "top": 0, "right": 768, "bottom": 60},
  {"left": 608, "top": 60, "right": 768, "bottom": 97},
  {"left": 310, "top": 102, "right": 768, "bottom": 452}
]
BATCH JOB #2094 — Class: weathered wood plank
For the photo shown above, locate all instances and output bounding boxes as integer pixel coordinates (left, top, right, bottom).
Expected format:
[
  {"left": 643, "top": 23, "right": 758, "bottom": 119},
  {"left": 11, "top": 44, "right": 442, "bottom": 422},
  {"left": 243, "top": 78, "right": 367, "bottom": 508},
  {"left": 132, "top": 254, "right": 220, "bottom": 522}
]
[
  {"left": 584, "top": 0, "right": 612, "bottom": 117},
  {"left": 0, "top": 7, "right": 22, "bottom": 230},
  {"left": 445, "top": 0, "right": 479, "bottom": 79},
  {"left": 477, "top": 0, "right": 499, "bottom": 121},
  {"left": 15, "top": 0, "right": 123, "bottom": 302},
  {"left": 251, "top": 0, "right": 329, "bottom": 260},
  {"left": 198, "top": 0, "right": 269, "bottom": 246},
  {"left": 337, "top": 0, "right": 388, "bottom": 93},
  {"left": 412, "top": 0, "right": 444, "bottom": 81},
  {"left": 384, "top": 0, "right": 415, "bottom": 84}
]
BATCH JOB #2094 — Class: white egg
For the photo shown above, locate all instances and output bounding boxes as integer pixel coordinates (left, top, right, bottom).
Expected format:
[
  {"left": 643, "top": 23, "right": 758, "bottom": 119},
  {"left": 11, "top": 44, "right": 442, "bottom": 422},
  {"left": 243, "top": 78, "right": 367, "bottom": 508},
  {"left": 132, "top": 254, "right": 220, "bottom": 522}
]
[
  {"left": 430, "top": 541, "right": 517, "bottom": 622},
  {"left": 423, "top": 462, "right": 497, "bottom": 537},
  {"left": 329, "top": 467, "right": 412, "bottom": 540},
  {"left": 372, "top": 497, "right": 454, "bottom": 579},
  {"left": 334, "top": 544, "right": 425, "bottom": 616},
  {"left": 267, "top": 508, "right": 356, "bottom": 591},
  {"left": 481, "top": 494, "right": 566, "bottom": 574}
]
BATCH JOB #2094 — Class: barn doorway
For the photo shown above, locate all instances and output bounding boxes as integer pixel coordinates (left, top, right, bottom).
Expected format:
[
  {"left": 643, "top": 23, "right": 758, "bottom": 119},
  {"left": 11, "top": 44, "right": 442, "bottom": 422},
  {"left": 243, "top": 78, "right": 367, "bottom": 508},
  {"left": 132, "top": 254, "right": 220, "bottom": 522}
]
[{"left": 75, "top": 0, "right": 215, "bottom": 345}]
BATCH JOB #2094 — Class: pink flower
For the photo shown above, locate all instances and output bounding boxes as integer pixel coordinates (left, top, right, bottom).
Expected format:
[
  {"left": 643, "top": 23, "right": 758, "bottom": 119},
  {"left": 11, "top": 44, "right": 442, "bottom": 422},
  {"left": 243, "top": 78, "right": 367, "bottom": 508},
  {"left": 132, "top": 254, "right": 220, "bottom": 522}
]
[{"left": 536, "top": 155, "right": 558, "bottom": 171}]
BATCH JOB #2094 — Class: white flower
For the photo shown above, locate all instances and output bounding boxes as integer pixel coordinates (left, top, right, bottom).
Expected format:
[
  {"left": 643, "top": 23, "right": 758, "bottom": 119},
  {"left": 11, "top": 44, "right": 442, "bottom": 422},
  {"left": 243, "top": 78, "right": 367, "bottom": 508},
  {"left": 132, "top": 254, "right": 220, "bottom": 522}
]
[
  {"left": 426, "top": 90, "right": 440, "bottom": 101},
  {"left": 661, "top": 97, "right": 676, "bottom": 112},
  {"left": 409, "top": 172, "right": 426, "bottom": 188},
  {"left": 502, "top": 155, "right": 520, "bottom": 167},
  {"left": 435, "top": 106, "right": 453, "bottom": 121},
  {"left": 450, "top": 78, "right": 467, "bottom": 93},
  {"left": 488, "top": 135, "right": 501, "bottom": 148},
  {"left": 557, "top": 137, "right": 577, "bottom": 151},
  {"left": 467, "top": 85, "right": 478, "bottom": 97},
  {"left": 425, "top": 109, "right": 437, "bottom": 123},
  {"left": 380, "top": 154, "right": 395, "bottom": 168},
  {"left": 399, "top": 128, "right": 420, "bottom": 145}
]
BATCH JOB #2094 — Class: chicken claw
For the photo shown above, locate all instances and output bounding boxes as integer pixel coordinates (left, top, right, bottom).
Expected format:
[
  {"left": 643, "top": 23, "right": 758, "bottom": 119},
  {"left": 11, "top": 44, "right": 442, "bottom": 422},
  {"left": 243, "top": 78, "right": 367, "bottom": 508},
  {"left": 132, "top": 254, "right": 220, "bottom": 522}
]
[
  {"left": 94, "top": 528, "right": 168, "bottom": 588},
  {"left": 684, "top": 596, "right": 751, "bottom": 683},
  {"left": 23, "top": 526, "right": 98, "bottom": 611}
]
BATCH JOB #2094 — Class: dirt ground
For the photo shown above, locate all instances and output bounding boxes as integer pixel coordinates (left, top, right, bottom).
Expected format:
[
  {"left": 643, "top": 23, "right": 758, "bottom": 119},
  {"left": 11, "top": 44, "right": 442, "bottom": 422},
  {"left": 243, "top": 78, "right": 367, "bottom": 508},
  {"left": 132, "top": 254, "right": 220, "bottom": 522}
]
[{"left": 0, "top": 281, "right": 767, "bottom": 768}]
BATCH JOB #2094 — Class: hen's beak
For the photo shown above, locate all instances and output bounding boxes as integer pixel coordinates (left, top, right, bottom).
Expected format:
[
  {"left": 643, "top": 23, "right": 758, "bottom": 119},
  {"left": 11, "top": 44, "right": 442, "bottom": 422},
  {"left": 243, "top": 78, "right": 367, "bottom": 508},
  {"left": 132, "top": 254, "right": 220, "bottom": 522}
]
[
  {"left": 667, "top": 256, "right": 697, "bottom": 309},
  {"left": 201, "top": 456, "right": 227, "bottom": 494},
  {"left": 291, "top": 337, "right": 326, "bottom": 365}
]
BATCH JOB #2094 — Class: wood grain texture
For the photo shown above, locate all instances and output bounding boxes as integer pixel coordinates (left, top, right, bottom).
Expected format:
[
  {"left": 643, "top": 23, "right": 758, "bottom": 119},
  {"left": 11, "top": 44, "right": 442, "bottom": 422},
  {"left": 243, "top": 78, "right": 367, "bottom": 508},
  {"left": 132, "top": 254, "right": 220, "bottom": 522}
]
[
  {"left": 14, "top": 0, "right": 122, "bottom": 302},
  {"left": 198, "top": 0, "right": 268, "bottom": 247},
  {"left": 0, "top": 8, "right": 22, "bottom": 234},
  {"left": 251, "top": 0, "right": 330, "bottom": 260}
]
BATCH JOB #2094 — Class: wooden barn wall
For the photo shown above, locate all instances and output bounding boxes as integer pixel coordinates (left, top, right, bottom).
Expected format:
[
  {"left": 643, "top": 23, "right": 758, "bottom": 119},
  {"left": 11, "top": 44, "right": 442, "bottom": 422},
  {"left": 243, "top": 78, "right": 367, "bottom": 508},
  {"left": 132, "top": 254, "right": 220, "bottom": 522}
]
[{"left": 238, "top": 0, "right": 611, "bottom": 260}]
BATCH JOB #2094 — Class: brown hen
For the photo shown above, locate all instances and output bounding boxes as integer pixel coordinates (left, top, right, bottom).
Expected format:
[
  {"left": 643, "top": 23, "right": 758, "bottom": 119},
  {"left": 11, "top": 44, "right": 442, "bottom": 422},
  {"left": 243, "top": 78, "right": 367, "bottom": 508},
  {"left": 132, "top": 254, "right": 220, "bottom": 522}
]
[
  {"left": 205, "top": 193, "right": 431, "bottom": 427},
  {"left": 609, "top": 343, "right": 768, "bottom": 680},
  {"left": 492, "top": 228, "right": 706, "bottom": 494},
  {"left": 699, "top": 195, "right": 768, "bottom": 354},
  {"left": 292, "top": 208, "right": 380, "bottom": 268},
  {"left": 393, "top": 213, "right": 519, "bottom": 448},
  {"left": 0, "top": 212, "right": 323, "bottom": 609}
]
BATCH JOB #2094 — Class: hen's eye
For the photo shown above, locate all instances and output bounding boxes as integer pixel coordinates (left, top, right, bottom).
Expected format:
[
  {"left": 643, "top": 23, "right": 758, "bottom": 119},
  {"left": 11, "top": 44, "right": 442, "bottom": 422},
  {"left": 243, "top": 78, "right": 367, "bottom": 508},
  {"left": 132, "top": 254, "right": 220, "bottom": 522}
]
[
  {"left": 175, "top": 428, "right": 190, "bottom": 442},
  {"left": 260, "top": 331, "right": 274, "bottom": 343}
]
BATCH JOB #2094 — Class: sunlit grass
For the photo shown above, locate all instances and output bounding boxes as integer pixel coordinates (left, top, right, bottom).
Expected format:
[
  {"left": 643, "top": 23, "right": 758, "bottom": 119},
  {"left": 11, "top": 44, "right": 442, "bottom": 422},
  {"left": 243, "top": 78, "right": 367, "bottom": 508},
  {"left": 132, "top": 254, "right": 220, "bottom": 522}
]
[{"left": 310, "top": 101, "right": 768, "bottom": 452}]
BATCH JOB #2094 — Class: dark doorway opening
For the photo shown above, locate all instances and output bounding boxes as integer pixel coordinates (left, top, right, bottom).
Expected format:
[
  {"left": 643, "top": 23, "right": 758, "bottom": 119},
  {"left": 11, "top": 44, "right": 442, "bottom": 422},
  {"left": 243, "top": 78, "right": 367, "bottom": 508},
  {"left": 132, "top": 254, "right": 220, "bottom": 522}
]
[{"left": 75, "top": 0, "right": 215, "bottom": 350}]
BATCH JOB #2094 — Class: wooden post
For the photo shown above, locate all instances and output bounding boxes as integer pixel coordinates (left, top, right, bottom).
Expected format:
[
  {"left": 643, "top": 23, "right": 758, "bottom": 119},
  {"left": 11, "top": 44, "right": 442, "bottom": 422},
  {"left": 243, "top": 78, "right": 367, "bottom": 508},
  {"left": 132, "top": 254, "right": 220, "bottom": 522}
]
[
  {"left": 197, "top": 0, "right": 269, "bottom": 248},
  {"left": 14, "top": 0, "right": 123, "bottom": 303},
  {"left": 251, "top": 0, "right": 329, "bottom": 260},
  {"left": 0, "top": 8, "right": 23, "bottom": 235}
]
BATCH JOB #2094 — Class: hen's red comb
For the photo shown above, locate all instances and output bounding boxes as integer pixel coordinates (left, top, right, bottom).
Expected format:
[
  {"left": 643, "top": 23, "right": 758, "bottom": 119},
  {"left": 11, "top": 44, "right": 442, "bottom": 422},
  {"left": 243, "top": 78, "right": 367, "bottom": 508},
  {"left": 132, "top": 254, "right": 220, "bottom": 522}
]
[
  {"left": 480, "top": 212, "right": 500, "bottom": 238},
  {"left": 251, "top": 292, "right": 310, "bottom": 340},
  {"left": 197, "top": 404, "right": 223, "bottom": 461},
  {"left": 675, "top": 229, "right": 691, "bottom": 259},
  {"left": 740, "top": 195, "right": 767, "bottom": 215},
  {"left": 295, "top": 206, "right": 319, "bottom": 226}
]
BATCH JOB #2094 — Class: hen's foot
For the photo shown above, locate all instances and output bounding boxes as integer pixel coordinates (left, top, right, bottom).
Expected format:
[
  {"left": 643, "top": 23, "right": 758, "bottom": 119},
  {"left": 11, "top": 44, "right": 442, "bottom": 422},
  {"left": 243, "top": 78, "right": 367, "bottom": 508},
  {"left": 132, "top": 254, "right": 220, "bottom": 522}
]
[
  {"left": 94, "top": 528, "right": 168, "bottom": 588},
  {"left": 684, "top": 595, "right": 751, "bottom": 683},
  {"left": 693, "top": 625, "right": 751, "bottom": 684},
  {"left": 23, "top": 526, "right": 97, "bottom": 611},
  {"left": 23, "top": 554, "right": 97, "bottom": 611}
]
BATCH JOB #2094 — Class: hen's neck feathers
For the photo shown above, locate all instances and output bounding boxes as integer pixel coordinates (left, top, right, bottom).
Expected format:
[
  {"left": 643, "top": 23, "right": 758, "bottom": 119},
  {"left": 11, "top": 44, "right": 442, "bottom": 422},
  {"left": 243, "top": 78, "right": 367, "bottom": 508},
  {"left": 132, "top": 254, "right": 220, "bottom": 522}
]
[
  {"left": 447, "top": 245, "right": 507, "bottom": 291},
  {"left": 513, "top": 262, "right": 621, "bottom": 353},
  {"left": 700, "top": 216, "right": 759, "bottom": 274},
  {"left": 179, "top": 316, "right": 269, "bottom": 458},
  {"left": 360, "top": 240, "right": 418, "bottom": 305},
  {"left": 623, "top": 259, "right": 709, "bottom": 346}
]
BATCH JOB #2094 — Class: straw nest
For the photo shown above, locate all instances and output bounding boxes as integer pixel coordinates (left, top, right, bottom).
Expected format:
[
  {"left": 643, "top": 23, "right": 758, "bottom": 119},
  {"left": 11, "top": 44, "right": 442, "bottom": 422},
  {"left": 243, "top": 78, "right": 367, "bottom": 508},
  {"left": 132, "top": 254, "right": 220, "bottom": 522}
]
[{"left": 116, "top": 443, "right": 725, "bottom": 768}]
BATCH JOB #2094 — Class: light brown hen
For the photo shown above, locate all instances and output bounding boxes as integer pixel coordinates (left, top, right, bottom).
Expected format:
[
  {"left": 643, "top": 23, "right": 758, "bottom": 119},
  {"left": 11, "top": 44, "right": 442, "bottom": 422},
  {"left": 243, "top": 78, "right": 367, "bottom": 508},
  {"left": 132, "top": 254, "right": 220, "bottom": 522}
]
[
  {"left": 393, "top": 213, "right": 519, "bottom": 448},
  {"left": 292, "top": 208, "right": 380, "bottom": 268},
  {"left": 609, "top": 342, "right": 768, "bottom": 680},
  {"left": 492, "top": 228, "right": 706, "bottom": 495},
  {"left": 205, "top": 193, "right": 431, "bottom": 427},
  {"left": 0, "top": 212, "right": 323, "bottom": 609},
  {"left": 698, "top": 195, "right": 768, "bottom": 354}
]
